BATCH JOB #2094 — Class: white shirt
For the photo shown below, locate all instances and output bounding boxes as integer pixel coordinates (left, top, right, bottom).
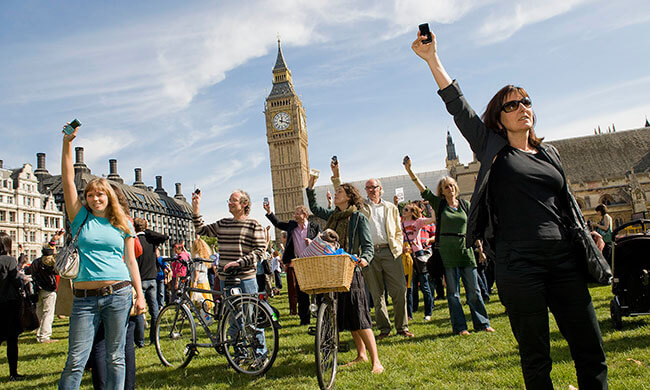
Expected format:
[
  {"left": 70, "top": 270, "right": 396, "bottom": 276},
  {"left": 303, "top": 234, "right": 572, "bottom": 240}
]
[{"left": 368, "top": 200, "right": 388, "bottom": 245}]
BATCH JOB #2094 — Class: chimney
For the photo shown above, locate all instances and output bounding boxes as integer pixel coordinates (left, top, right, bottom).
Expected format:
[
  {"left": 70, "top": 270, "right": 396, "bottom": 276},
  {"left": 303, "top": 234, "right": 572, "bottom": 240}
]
[
  {"left": 73, "top": 147, "right": 91, "bottom": 174},
  {"left": 0, "top": 160, "right": 4, "bottom": 169},
  {"left": 154, "top": 176, "right": 167, "bottom": 196},
  {"left": 174, "top": 182, "right": 186, "bottom": 202},
  {"left": 34, "top": 152, "right": 51, "bottom": 187},
  {"left": 107, "top": 159, "right": 123, "bottom": 183},
  {"left": 133, "top": 168, "right": 146, "bottom": 189}
]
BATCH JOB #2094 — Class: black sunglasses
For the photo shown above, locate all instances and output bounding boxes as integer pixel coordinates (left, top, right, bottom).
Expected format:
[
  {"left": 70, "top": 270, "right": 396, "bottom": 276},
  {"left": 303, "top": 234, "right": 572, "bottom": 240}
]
[{"left": 501, "top": 97, "right": 532, "bottom": 113}]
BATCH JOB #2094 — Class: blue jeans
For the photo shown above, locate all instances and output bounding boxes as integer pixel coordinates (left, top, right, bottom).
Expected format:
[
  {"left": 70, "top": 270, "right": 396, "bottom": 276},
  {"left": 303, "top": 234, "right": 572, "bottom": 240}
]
[
  {"left": 89, "top": 316, "right": 137, "bottom": 390},
  {"left": 135, "top": 280, "right": 159, "bottom": 346},
  {"left": 156, "top": 279, "right": 165, "bottom": 309},
  {"left": 444, "top": 266, "right": 490, "bottom": 333},
  {"left": 59, "top": 285, "right": 132, "bottom": 390},
  {"left": 220, "top": 278, "right": 267, "bottom": 358},
  {"left": 412, "top": 268, "right": 434, "bottom": 317}
]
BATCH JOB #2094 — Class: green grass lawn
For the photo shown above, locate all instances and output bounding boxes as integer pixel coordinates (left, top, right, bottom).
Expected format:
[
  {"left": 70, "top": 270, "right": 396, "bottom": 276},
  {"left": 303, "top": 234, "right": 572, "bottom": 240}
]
[{"left": 2, "top": 281, "right": 649, "bottom": 389}]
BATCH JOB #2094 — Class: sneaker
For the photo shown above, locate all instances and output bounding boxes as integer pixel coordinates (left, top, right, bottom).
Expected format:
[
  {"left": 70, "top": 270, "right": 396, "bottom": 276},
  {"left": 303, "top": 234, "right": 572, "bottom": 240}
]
[
  {"left": 424, "top": 316, "right": 431, "bottom": 321},
  {"left": 250, "top": 356, "right": 269, "bottom": 371},
  {"left": 397, "top": 330, "right": 414, "bottom": 338},
  {"left": 9, "top": 374, "right": 25, "bottom": 381}
]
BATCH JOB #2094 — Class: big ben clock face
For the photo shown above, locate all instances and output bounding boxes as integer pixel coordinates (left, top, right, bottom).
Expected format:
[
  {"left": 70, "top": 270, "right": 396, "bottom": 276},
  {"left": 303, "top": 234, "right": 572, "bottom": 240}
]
[{"left": 273, "top": 112, "right": 291, "bottom": 131}]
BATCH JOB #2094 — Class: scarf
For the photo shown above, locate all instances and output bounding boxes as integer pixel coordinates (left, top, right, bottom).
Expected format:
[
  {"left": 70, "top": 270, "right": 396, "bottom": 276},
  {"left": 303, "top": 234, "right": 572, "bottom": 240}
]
[{"left": 325, "top": 205, "right": 357, "bottom": 251}]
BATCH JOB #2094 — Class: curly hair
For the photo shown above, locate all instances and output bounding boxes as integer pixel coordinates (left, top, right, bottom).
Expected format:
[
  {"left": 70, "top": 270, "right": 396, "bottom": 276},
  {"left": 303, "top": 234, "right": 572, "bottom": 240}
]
[
  {"left": 481, "top": 84, "right": 543, "bottom": 148},
  {"left": 338, "top": 183, "right": 364, "bottom": 209},
  {"left": 191, "top": 237, "right": 212, "bottom": 259}
]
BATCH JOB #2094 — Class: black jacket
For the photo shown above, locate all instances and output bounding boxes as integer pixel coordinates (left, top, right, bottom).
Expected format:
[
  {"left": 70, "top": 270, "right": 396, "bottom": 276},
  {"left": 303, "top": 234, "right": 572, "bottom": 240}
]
[
  {"left": 266, "top": 212, "right": 321, "bottom": 265},
  {"left": 136, "top": 229, "right": 169, "bottom": 280},
  {"left": 438, "top": 81, "right": 582, "bottom": 251},
  {"left": 0, "top": 255, "right": 20, "bottom": 302},
  {"left": 25, "top": 257, "right": 57, "bottom": 292}
]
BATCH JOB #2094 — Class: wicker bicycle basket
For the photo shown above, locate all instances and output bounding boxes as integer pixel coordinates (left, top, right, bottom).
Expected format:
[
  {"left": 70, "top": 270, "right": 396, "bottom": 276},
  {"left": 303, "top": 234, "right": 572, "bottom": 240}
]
[{"left": 292, "top": 255, "right": 356, "bottom": 294}]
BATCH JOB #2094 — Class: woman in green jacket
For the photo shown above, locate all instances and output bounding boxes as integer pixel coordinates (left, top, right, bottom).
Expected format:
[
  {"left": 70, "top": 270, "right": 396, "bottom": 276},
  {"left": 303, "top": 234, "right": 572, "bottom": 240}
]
[
  {"left": 404, "top": 157, "right": 494, "bottom": 336},
  {"left": 306, "top": 175, "right": 383, "bottom": 374}
]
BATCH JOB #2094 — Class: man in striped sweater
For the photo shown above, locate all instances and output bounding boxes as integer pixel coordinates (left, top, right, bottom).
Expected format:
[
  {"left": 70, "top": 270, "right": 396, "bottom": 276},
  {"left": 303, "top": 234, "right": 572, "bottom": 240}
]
[{"left": 191, "top": 189, "right": 267, "bottom": 292}]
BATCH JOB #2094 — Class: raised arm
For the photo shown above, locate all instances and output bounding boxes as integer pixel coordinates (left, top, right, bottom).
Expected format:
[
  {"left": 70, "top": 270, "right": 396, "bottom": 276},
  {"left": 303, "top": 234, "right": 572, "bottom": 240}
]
[
  {"left": 306, "top": 175, "right": 334, "bottom": 221},
  {"left": 330, "top": 159, "right": 341, "bottom": 188},
  {"left": 61, "top": 126, "right": 83, "bottom": 221},
  {"left": 191, "top": 191, "right": 220, "bottom": 236},
  {"left": 265, "top": 211, "right": 293, "bottom": 231},
  {"left": 403, "top": 156, "right": 426, "bottom": 193},
  {"left": 411, "top": 30, "right": 452, "bottom": 90}
]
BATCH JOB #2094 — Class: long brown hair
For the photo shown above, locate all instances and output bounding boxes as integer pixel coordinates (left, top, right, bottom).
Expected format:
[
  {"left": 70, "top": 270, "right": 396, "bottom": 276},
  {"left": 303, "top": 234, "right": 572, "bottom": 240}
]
[
  {"left": 84, "top": 178, "right": 133, "bottom": 235},
  {"left": 481, "top": 85, "right": 543, "bottom": 148},
  {"left": 339, "top": 183, "right": 363, "bottom": 209}
]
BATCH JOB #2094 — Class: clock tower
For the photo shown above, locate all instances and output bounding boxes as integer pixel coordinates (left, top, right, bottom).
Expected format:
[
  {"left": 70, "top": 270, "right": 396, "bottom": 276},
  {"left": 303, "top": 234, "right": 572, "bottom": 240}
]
[{"left": 265, "top": 39, "right": 310, "bottom": 224}]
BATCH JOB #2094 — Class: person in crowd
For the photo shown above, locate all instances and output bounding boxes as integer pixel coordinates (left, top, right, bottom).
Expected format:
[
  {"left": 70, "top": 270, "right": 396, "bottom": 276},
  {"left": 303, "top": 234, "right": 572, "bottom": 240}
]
[
  {"left": 593, "top": 204, "right": 613, "bottom": 263},
  {"left": 16, "top": 244, "right": 28, "bottom": 270},
  {"left": 401, "top": 202, "right": 436, "bottom": 321},
  {"left": 331, "top": 160, "right": 411, "bottom": 340},
  {"left": 192, "top": 189, "right": 268, "bottom": 366},
  {"left": 58, "top": 125, "right": 145, "bottom": 390},
  {"left": 411, "top": 31, "right": 607, "bottom": 388},
  {"left": 0, "top": 233, "right": 23, "bottom": 381},
  {"left": 190, "top": 237, "right": 213, "bottom": 315},
  {"left": 474, "top": 240, "right": 491, "bottom": 302},
  {"left": 171, "top": 242, "right": 190, "bottom": 294},
  {"left": 155, "top": 248, "right": 169, "bottom": 309},
  {"left": 271, "top": 250, "right": 282, "bottom": 292},
  {"left": 263, "top": 203, "right": 321, "bottom": 325},
  {"left": 24, "top": 230, "right": 65, "bottom": 343},
  {"left": 307, "top": 174, "right": 383, "bottom": 374},
  {"left": 405, "top": 162, "right": 493, "bottom": 336},
  {"left": 133, "top": 217, "right": 168, "bottom": 346}
]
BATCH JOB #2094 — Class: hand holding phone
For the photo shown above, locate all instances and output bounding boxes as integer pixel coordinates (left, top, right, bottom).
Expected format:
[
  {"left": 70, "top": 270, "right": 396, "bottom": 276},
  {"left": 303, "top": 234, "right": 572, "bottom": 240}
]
[
  {"left": 331, "top": 156, "right": 338, "bottom": 166},
  {"left": 63, "top": 119, "right": 81, "bottom": 135},
  {"left": 418, "top": 23, "right": 432, "bottom": 44},
  {"left": 403, "top": 155, "right": 410, "bottom": 165}
]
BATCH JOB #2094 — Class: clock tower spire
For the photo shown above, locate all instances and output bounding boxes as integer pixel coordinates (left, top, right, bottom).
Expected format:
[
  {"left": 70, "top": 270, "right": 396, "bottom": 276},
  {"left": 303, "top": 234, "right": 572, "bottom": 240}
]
[{"left": 264, "top": 39, "right": 310, "bottom": 224}]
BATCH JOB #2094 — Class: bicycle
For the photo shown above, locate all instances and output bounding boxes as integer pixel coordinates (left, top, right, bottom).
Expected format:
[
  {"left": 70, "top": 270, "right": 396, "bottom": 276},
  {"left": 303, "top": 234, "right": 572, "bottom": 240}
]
[
  {"left": 154, "top": 258, "right": 281, "bottom": 376},
  {"left": 313, "top": 291, "right": 339, "bottom": 390}
]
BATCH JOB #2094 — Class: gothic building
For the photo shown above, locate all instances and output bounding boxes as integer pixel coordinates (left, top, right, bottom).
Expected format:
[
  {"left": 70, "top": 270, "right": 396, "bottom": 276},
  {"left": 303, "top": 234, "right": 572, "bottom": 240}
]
[{"left": 264, "top": 39, "right": 310, "bottom": 225}]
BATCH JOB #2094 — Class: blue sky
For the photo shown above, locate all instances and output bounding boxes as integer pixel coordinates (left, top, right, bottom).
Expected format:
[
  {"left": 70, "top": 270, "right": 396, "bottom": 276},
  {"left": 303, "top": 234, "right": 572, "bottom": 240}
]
[{"left": 1, "top": 0, "right": 649, "bottom": 228}]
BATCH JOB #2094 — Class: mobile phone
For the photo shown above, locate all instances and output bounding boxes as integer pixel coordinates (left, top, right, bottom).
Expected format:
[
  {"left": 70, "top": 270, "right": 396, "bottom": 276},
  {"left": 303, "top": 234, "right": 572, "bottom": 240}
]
[
  {"left": 403, "top": 155, "right": 410, "bottom": 165},
  {"left": 263, "top": 197, "right": 269, "bottom": 205},
  {"left": 63, "top": 119, "right": 81, "bottom": 135},
  {"left": 418, "top": 23, "right": 432, "bottom": 44},
  {"left": 194, "top": 188, "right": 201, "bottom": 195},
  {"left": 331, "top": 155, "right": 338, "bottom": 165},
  {"left": 309, "top": 168, "right": 320, "bottom": 178}
]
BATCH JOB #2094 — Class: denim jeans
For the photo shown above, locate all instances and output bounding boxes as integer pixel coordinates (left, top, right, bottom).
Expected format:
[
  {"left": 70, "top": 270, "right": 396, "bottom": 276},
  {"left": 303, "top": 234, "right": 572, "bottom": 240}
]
[
  {"left": 59, "top": 285, "right": 132, "bottom": 390},
  {"left": 412, "top": 268, "right": 434, "bottom": 317},
  {"left": 220, "top": 278, "right": 267, "bottom": 358},
  {"left": 156, "top": 279, "right": 165, "bottom": 309},
  {"left": 135, "top": 279, "right": 158, "bottom": 346},
  {"left": 444, "top": 266, "right": 490, "bottom": 333},
  {"left": 89, "top": 317, "right": 137, "bottom": 390}
]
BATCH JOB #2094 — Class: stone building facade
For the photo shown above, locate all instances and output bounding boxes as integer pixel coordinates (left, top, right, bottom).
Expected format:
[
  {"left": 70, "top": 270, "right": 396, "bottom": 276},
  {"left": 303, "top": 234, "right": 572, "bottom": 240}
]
[
  {"left": 264, "top": 40, "right": 310, "bottom": 226},
  {"left": 0, "top": 159, "right": 64, "bottom": 260}
]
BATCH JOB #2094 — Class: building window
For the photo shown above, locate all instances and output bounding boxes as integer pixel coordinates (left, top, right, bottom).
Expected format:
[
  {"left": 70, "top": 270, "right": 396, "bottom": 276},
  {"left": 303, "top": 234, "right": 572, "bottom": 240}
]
[
  {"left": 43, "top": 217, "right": 49, "bottom": 227},
  {"left": 24, "top": 232, "right": 28, "bottom": 242},
  {"left": 29, "top": 231, "right": 36, "bottom": 242},
  {"left": 0, "top": 195, "right": 3, "bottom": 202},
  {"left": 0, "top": 211, "right": 4, "bottom": 222},
  {"left": 7, "top": 196, "right": 13, "bottom": 204},
  {"left": 55, "top": 218, "right": 60, "bottom": 228},
  {"left": 9, "top": 212, "right": 15, "bottom": 222},
  {"left": 9, "top": 231, "right": 16, "bottom": 240}
]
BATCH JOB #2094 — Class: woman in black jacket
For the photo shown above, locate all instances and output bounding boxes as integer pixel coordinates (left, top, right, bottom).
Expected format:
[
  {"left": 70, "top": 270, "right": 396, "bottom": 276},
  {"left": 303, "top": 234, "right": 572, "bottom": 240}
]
[
  {"left": 0, "top": 232, "right": 23, "bottom": 381},
  {"left": 411, "top": 30, "right": 607, "bottom": 389}
]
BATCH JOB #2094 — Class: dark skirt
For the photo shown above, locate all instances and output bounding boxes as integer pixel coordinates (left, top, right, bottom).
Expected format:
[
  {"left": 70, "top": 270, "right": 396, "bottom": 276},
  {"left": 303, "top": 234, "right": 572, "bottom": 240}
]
[
  {"left": 0, "top": 300, "right": 20, "bottom": 342},
  {"left": 337, "top": 270, "right": 372, "bottom": 331}
]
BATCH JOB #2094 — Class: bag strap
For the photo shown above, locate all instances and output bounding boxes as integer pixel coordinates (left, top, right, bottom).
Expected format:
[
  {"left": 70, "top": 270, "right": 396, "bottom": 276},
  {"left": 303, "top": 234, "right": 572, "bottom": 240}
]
[
  {"left": 401, "top": 221, "right": 415, "bottom": 249},
  {"left": 71, "top": 212, "right": 90, "bottom": 245}
]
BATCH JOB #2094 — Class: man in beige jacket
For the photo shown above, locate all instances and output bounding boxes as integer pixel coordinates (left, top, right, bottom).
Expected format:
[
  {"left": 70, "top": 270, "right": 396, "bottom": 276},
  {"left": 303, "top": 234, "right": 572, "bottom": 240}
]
[{"left": 331, "top": 162, "right": 412, "bottom": 339}]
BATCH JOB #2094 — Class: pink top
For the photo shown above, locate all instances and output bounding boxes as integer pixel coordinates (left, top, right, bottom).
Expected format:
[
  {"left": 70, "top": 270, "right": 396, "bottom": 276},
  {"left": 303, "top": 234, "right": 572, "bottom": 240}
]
[
  {"left": 402, "top": 218, "right": 429, "bottom": 253},
  {"left": 172, "top": 251, "right": 190, "bottom": 278},
  {"left": 292, "top": 222, "right": 310, "bottom": 258}
]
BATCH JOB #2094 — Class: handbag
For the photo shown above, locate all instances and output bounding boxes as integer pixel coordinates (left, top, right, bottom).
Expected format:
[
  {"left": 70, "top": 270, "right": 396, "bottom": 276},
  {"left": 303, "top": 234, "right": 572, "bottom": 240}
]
[
  {"left": 402, "top": 222, "right": 428, "bottom": 274},
  {"left": 18, "top": 280, "right": 39, "bottom": 332},
  {"left": 566, "top": 194, "right": 612, "bottom": 285},
  {"left": 55, "top": 213, "right": 89, "bottom": 279}
]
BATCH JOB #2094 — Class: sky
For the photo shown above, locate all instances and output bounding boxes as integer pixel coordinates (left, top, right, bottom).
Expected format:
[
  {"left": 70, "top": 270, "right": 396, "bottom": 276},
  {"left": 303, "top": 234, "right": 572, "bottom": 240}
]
[{"left": 1, "top": 0, "right": 649, "bottom": 230}]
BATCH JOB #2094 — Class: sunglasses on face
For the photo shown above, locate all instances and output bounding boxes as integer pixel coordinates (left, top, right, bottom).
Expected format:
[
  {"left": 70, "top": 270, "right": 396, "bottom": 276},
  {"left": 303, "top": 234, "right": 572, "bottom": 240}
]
[
  {"left": 365, "top": 185, "right": 380, "bottom": 190},
  {"left": 501, "top": 97, "right": 532, "bottom": 113},
  {"left": 403, "top": 208, "right": 414, "bottom": 212}
]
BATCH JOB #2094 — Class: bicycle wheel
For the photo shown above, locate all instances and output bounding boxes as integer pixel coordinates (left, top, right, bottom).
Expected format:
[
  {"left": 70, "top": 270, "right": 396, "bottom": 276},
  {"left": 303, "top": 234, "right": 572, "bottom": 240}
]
[
  {"left": 220, "top": 296, "right": 279, "bottom": 376},
  {"left": 155, "top": 303, "right": 197, "bottom": 368},
  {"left": 315, "top": 298, "right": 337, "bottom": 390}
]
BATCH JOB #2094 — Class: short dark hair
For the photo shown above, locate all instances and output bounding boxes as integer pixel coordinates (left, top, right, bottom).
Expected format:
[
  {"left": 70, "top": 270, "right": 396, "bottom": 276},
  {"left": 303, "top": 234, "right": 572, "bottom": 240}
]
[
  {"left": 595, "top": 204, "right": 608, "bottom": 215},
  {"left": 0, "top": 232, "right": 11, "bottom": 256},
  {"left": 339, "top": 183, "right": 363, "bottom": 209},
  {"left": 133, "top": 217, "right": 147, "bottom": 232},
  {"left": 481, "top": 85, "right": 543, "bottom": 148}
]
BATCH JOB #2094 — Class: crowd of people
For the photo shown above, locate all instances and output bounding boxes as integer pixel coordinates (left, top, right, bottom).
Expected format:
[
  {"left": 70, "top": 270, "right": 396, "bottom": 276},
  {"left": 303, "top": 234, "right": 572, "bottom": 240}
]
[{"left": 0, "top": 28, "right": 613, "bottom": 390}]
